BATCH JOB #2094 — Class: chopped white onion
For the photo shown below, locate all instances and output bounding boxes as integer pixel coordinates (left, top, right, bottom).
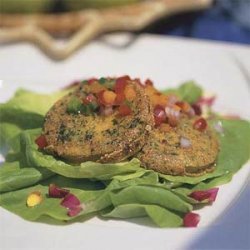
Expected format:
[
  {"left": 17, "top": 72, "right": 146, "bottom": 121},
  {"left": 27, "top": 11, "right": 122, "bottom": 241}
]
[
  {"left": 165, "top": 106, "right": 180, "bottom": 118},
  {"left": 180, "top": 137, "right": 191, "bottom": 148},
  {"left": 165, "top": 106, "right": 180, "bottom": 126},
  {"left": 100, "top": 106, "right": 113, "bottom": 116},
  {"left": 213, "top": 120, "right": 224, "bottom": 134}
]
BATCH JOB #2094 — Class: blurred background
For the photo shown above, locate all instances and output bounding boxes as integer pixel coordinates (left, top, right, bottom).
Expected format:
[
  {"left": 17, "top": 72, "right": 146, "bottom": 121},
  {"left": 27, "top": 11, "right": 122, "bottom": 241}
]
[
  {"left": 148, "top": 0, "right": 250, "bottom": 44},
  {"left": 0, "top": 0, "right": 249, "bottom": 60},
  {"left": 1, "top": 0, "right": 250, "bottom": 44}
]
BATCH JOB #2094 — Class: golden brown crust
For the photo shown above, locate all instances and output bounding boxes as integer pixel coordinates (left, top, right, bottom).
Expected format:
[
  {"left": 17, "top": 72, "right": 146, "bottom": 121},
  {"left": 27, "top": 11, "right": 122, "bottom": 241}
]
[
  {"left": 137, "top": 116, "right": 219, "bottom": 176},
  {"left": 43, "top": 81, "right": 153, "bottom": 163}
]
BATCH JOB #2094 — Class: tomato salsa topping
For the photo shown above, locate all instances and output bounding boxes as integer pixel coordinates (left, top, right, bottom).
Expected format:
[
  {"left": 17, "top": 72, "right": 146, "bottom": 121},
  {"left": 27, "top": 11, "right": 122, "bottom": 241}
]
[
  {"left": 64, "top": 77, "right": 210, "bottom": 129},
  {"left": 35, "top": 135, "right": 47, "bottom": 149},
  {"left": 193, "top": 118, "right": 207, "bottom": 131},
  {"left": 66, "top": 76, "right": 137, "bottom": 117}
]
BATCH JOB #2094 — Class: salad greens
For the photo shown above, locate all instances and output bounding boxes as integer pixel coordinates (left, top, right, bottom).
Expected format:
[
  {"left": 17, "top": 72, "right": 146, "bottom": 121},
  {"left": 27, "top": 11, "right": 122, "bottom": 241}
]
[
  {"left": 162, "top": 81, "right": 202, "bottom": 104},
  {"left": 0, "top": 82, "right": 249, "bottom": 227}
]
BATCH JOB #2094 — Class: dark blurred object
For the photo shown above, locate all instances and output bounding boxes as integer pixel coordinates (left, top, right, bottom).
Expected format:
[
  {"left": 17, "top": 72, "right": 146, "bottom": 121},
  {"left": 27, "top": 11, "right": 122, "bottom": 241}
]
[
  {"left": 51, "top": 0, "right": 67, "bottom": 13},
  {"left": 218, "top": 0, "right": 250, "bottom": 30},
  {"left": 146, "top": 0, "right": 250, "bottom": 44},
  {"left": 0, "top": 0, "right": 142, "bottom": 13}
]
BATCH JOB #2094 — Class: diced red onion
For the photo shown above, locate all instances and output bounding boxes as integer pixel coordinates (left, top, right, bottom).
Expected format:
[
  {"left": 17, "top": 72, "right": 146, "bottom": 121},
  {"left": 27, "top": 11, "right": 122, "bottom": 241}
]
[
  {"left": 180, "top": 137, "right": 191, "bottom": 148},
  {"left": 61, "top": 193, "right": 81, "bottom": 209},
  {"left": 191, "top": 104, "right": 202, "bottom": 116},
  {"left": 213, "top": 121, "right": 224, "bottom": 134},
  {"left": 87, "top": 78, "right": 98, "bottom": 85},
  {"left": 193, "top": 118, "right": 207, "bottom": 132},
  {"left": 197, "top": 96, "right": 216, "bottom": 107},
  {"left": 183, "top": 212, "right": 200, "bottom": 227},
  {"left": 67, "top": 206, "right": 83, "bottom": 217},
  {"left": 154, "top": 105, "right": 167, "bottom": 125},
  {"left": 207, "top": 188, "right": 219, "bottom": 202},
  {"left": 189, "top": 188, "right": 219, "bottom": 202},
  {"left": 48, "top": 184, "right": 69, "bottom": 198}
]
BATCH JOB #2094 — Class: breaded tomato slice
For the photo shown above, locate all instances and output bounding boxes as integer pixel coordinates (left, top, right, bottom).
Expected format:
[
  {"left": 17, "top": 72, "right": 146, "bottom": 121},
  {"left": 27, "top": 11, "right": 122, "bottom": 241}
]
[
  {"left": 43, "top": 77, "right": 153, "bottom": 163},
  {"left": 137, "top": 117, "right": 219, "bottom": 176}
]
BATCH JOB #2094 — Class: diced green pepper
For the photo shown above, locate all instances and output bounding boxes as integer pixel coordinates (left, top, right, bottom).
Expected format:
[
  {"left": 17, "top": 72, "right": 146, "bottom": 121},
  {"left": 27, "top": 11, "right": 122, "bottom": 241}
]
[{"left": 66, "top": 97, "right": 82, "bottom": 114}]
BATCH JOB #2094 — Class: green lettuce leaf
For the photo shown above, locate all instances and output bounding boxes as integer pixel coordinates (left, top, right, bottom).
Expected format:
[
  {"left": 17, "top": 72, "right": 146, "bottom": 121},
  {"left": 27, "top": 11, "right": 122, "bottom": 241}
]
[
  {"left": 0, "top": 162, "right": 44, "bottom": 193},
  {"left": 0, "top": 130, "right": 55, "bottom": 193},
  {"left": 0, "top": 153, "right": 55, "bottom": 193},
  {"left": 102, "top": 204, "right": 183, "bottom": 228},
  {"left": 0, "top": 89, "right": 67, "bottom": 129},
  {"left": 0, "top": 172, "right": 187, "bottom": 227},
  {"left": 109, "top": 185, "right": 192, "bottom": 213},
  {"left": 0, "top": 122, "right": 22, "bottom": 150},
  {"left": 22, "top": 128, "right": 142, "bottom": 180},
  {"left": 0, "top": 83, "right": 249, "bottom": 228},
  {"left": 107, "top": 171, "right": 159, "bottom": 190},
  {"left": 0, "top": 175, "right": 109, "bottom": 222},
  {"left": 162, "top": 81, "right": 203, "bottom": 103}
]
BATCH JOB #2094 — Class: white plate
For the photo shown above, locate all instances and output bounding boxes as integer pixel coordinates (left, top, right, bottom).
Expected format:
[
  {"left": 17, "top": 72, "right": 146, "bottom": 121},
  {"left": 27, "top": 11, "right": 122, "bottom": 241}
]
[{"left": 0, "top": 34, "right": 250, "bottom": 250}]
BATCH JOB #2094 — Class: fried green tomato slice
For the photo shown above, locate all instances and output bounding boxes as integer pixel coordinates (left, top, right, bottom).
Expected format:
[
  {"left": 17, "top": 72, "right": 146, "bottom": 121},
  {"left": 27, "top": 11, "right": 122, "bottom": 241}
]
[
  {"left": 43, "top": 80, "right": 153, "bottom": 163},
  {"left": 137, "top": 117, "right": 219, "bottom": 176}
]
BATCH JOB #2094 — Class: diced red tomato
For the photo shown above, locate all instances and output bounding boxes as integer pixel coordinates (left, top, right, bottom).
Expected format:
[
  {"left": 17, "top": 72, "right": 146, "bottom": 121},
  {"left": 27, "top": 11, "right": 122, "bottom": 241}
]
[
  {"left": 151, "top": 94, "right": 168, "bottom": 107},
  {"left": 154, "top": 105, "right": 167, "bottom": 126},
  {"left": 88, "top": 82, "right": 106, "bottom": 94},
  {"left": 193, "top": 118, "right": 207, "bottom": 131},
  {"left": 124, "top": 85, "right": 136, "bottom": 101},
  {"left": 118, "top": 104, "right": 132, "bottom": 116},
  {"left": 115, "top": 92, "right": 126, "bottom": 104},
  {"left": 114, "top": 76, "right": 130, "bottom": 94},
  {"left": 175, "top": 101, "right": 191, "bottom": 112},
  {"left": 87, "top": 78, "right": 98, "bottom": 85},
  {"left": 35, "top": 135, "right": 47, "bottom": 149},
  {"left": 98, "top": 90, "right": 117, "bottom": 106},
  {"left": 114, "top": 76, "right": 130, "bottom": 104}
]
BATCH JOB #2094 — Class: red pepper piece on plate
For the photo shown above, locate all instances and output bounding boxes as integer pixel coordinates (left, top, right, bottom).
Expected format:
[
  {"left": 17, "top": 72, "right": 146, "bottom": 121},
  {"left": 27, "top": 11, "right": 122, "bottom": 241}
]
[{"left": 35, "top": 135, "right": 47, "bottom": 149}]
